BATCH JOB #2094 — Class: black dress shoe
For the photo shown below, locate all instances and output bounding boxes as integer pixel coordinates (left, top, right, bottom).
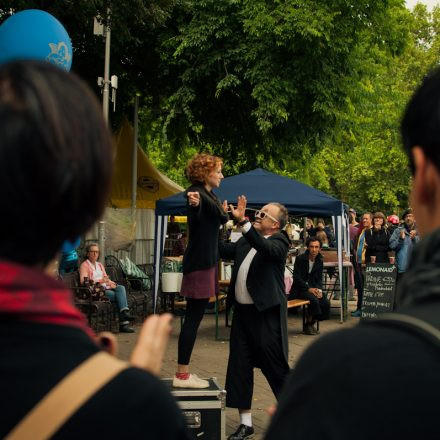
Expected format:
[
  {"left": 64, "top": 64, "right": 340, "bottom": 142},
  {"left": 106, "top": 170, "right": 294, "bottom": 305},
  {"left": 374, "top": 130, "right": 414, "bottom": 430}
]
[
  {"left": 119, "top": 309, "right": 135, "bottom": 322},
  {"left": 228, "top": 424, "right": 254, "bottom": 440},
  {"left": 119, "top": 324, "right": 135, "bottom": 333}
]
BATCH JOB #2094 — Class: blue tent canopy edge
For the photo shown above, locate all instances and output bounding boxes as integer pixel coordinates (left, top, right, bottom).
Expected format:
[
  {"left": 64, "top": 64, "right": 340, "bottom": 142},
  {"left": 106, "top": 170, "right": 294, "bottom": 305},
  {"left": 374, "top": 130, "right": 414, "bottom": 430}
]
[{"left": 155, "top": 168, "right": 344, "bottom": 216}]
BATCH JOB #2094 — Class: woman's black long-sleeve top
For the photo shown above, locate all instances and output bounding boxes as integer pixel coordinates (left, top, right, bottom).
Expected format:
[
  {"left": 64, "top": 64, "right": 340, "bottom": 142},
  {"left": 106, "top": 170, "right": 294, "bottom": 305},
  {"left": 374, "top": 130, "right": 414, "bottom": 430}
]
[
  {"left": 182, "top": 184, "right": 229, "bottom": 274},
  {"left": 365, "top": 227, "right": 390, "bottom": 263}
]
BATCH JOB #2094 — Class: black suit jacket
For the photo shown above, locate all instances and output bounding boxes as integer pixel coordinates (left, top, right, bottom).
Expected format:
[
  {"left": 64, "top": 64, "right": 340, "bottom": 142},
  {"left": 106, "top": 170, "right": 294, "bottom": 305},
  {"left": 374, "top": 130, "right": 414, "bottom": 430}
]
[
  {"left": 291, "top": 251, "right": 323, "bottom": 298},
  {"left": 219, "top": 226, "right": 290, "bottom": 361},
  {"left": 219, "top": 227, "right": 290, "bottom": 311}
]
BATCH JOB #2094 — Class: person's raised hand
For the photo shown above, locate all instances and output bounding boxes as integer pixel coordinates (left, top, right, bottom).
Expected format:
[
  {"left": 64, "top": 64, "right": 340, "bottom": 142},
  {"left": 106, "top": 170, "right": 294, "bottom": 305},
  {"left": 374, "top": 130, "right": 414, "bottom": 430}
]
[
  {"left": 187, "top": 191, "right": 200, "bottom": 207},
  {"left": 229, "top": 195, "right": 247, "bottom": 221},
  {"left": 130, "top": 313, "right": 173, "bottom": 375}
]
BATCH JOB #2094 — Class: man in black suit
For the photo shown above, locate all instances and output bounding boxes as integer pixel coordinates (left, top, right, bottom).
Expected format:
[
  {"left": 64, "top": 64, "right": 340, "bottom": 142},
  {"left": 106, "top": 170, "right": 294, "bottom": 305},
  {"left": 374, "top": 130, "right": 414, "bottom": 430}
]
[
  {"left": 290, "top": 237, "right": 330, "bottom": 335},
  {"left": 220, "top": 196, "right": 290, "bottom": 440}
]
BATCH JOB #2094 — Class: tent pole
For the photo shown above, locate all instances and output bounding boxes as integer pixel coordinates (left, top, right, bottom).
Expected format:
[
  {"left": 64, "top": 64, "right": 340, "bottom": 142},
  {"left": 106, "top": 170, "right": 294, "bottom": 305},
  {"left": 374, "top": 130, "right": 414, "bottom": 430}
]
[{"left": 153, "top": 214, "right": 167, "bottom": 314}]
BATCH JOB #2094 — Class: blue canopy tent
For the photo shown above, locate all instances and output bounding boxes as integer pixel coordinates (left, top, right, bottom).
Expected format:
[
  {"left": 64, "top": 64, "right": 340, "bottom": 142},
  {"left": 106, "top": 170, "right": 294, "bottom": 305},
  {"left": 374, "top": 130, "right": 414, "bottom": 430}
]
[{"left": 154, "top": 169, "right": 349, "bottom": 319}]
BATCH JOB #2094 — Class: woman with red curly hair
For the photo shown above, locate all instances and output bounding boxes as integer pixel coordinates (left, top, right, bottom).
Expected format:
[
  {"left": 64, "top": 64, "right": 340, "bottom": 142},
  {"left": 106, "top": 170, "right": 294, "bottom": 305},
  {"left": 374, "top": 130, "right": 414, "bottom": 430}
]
[{"left": 173, "top": 153, "right": 229, "bottom": 388}]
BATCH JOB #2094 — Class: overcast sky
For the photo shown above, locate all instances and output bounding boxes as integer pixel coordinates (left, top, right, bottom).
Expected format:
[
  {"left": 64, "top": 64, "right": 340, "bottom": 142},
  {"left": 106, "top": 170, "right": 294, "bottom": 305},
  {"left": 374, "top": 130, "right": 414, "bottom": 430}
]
[{"left": 406, "top": 0, "right": 439, "bottom": 10}]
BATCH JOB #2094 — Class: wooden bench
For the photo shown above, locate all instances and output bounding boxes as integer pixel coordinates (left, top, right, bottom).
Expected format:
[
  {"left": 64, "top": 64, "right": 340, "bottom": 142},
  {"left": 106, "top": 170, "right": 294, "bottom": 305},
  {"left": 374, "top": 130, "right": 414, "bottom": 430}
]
[{"left": 287, "top": 299, "right": 319, "bottom": 333}]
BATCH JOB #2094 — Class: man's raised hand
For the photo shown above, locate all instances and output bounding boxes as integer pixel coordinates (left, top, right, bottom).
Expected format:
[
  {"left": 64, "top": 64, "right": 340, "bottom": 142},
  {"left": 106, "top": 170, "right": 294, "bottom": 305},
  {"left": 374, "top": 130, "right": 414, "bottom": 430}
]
[{"left": 229, "top": 195, "right": 247, "bottom": 222}]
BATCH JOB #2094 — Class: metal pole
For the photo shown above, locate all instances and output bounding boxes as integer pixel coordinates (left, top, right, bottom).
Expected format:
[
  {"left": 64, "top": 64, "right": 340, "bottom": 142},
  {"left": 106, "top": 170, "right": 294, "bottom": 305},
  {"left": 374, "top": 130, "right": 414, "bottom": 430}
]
[
  {"left": 131, "top": 95, "right": 139, "bottom": 215},
  {"left": 98, "top": 8, "right": 111, "bottom": 261},
  {"left": 102, "top": 9, "right": 111, "bottom": 124}
]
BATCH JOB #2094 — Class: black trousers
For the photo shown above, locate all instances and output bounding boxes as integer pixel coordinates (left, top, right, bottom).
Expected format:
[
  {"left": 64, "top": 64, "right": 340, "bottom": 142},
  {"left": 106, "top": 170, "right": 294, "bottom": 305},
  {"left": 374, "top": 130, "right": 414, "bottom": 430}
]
[
  {"left": 299, "top": 291, "right": 330, "bottom": 321},
  {"left": 225, "top": 303, "right": 289, "bottom": 409},
  {"left": 177, "top": 297, "right": 210, "bottom": 365}
]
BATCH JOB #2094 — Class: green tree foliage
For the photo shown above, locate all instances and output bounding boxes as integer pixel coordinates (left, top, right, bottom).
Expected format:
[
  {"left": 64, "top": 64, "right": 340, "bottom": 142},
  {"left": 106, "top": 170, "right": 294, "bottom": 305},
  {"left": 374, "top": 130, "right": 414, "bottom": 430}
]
[
  {"left": 156, "top": 0, "right": 409, "bottom": 174},
  {"left": 302, "top": 3, "right": 440, "bottom": 214},
  {"left": 1, "top": 1, "right": 437, "bottom": 213}
]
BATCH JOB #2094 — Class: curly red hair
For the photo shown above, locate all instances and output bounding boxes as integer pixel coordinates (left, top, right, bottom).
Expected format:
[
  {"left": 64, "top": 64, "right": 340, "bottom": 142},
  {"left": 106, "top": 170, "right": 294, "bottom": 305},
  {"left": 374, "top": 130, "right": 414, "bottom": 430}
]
[{"left": 186, "top": 153, "right": 223, "bottom": 184}]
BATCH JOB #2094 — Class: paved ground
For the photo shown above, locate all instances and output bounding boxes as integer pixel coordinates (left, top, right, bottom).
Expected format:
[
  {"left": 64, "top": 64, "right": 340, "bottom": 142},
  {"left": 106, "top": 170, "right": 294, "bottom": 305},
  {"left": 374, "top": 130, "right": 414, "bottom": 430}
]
[{"left": 116, "top": 299, "right": 358, "bottom": 439}]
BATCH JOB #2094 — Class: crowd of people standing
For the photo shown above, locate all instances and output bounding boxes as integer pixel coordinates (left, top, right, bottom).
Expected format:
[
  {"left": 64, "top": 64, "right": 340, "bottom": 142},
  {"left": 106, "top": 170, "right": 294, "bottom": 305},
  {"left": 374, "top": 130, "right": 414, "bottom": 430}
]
[{"left": 349, "top": 208, "right": 419, "bottom": 316}]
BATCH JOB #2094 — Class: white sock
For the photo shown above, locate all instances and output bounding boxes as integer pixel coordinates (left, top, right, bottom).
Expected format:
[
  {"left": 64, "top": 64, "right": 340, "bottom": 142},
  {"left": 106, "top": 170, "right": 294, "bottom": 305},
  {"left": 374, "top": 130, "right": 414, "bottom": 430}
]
[{"left": 240, "top": 412, "right": 252, "bottom": 427}]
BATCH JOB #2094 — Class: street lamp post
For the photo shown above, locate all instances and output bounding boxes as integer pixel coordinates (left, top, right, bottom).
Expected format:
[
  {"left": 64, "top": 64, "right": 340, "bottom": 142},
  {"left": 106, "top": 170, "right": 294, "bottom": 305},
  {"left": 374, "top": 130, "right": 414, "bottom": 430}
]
[
  {"left": 94, "top": 10, "right": 114, "bottom": 261},
  {"left": 102, "top": 11, "right": 111, "bottom": 124}
]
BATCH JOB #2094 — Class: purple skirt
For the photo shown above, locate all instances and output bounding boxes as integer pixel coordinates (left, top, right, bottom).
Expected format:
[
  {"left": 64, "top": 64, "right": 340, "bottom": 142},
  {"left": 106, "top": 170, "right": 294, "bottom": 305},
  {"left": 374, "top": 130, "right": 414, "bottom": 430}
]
[{"left": 180, "top": 265, "right": 218, "bottom": 299}]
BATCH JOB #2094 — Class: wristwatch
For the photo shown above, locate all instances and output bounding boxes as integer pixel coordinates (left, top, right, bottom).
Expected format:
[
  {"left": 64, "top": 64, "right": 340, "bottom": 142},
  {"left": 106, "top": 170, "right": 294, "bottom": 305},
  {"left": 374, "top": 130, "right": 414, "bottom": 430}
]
[{"left": 237, "top": 218, "right": 249, "bottom": 227}]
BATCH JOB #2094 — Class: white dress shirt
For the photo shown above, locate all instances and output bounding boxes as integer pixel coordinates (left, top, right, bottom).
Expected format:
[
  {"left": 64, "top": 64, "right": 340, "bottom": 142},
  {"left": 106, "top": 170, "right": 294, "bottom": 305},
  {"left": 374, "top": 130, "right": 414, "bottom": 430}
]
[{"left": 234, "top": 222, "right": 269, "bottom": 304}]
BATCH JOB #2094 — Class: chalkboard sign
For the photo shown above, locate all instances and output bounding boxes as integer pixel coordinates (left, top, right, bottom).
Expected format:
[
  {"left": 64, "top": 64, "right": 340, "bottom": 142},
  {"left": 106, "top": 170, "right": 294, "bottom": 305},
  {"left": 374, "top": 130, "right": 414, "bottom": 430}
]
[{"left": 361, "top": 263, "right": 397, "bottom": 320}]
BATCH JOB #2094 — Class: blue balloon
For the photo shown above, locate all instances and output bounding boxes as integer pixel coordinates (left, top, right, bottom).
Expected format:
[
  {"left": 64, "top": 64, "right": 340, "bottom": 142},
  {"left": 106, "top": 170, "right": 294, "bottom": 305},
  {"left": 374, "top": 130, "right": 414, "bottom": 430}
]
[{"left": 0, "top": 9, "right": 72, "bottom": 70}]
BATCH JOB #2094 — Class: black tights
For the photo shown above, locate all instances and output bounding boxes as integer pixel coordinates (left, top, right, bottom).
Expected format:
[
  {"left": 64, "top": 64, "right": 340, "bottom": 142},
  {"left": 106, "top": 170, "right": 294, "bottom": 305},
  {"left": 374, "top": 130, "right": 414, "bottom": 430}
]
[{"left": 177, "top": 297, "right": 210, "bottom": 365}]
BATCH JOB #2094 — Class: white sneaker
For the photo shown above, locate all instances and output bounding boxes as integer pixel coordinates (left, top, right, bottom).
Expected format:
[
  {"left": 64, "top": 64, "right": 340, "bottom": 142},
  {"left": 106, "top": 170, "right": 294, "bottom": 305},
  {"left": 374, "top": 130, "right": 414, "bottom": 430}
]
[{"left": 172, "top": 374, "right": 210, "bottom": 389}]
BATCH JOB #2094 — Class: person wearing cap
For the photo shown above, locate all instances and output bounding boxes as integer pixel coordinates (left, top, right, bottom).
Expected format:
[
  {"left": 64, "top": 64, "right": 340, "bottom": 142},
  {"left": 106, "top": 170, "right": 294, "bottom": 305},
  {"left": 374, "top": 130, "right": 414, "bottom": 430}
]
[{"left": 389, "top": 208, "right": 419, "bottom": 281}]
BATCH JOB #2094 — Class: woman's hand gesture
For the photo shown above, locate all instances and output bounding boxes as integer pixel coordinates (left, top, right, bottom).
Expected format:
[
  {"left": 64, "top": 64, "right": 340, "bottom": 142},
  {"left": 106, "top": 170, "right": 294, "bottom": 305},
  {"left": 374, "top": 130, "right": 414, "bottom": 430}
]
[{"left": 187, "top": 191, "right": 200, "bottom": 207}]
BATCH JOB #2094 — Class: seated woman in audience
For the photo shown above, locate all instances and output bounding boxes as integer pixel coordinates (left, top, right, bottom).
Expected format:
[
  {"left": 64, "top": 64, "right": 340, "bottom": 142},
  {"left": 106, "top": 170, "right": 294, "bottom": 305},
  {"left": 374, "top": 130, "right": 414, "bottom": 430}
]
[{"left": 79, "top": 243, "right": 135, "bottom": 333}]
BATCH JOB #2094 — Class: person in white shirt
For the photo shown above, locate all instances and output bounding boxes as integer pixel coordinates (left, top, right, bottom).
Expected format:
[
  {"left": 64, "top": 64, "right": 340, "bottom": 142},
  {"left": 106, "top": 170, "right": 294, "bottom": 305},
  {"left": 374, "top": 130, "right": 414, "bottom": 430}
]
[{"left": 219, "top": 196, "right": 290, "bottom": 440}]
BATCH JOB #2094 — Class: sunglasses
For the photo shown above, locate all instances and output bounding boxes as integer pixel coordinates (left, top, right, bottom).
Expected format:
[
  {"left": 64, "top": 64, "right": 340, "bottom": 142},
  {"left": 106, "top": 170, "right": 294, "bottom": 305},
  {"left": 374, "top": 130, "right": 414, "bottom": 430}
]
[{"left": 255, "top": 210, "right": 279, "bottom": 223}]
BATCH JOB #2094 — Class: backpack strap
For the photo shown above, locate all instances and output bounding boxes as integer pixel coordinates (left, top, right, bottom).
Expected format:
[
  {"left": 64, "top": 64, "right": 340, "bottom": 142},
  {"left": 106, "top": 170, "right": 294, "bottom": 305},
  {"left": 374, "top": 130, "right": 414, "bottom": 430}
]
[
  {"left": 366, "top": 312, "right": 440, "bottom": 347},
  {"left": 5, "top": 352, "right": 129, "bottom": 440}
]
